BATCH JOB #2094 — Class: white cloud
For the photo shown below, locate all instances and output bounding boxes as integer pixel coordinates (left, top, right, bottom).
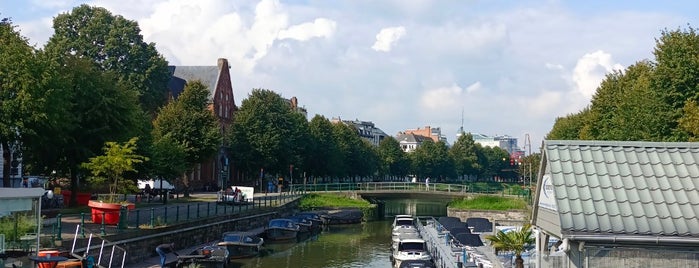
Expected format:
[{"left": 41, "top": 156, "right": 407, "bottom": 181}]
[
  {"left": 572, "top": 50, "right": 624, "bottom": 98},
  {"left": 420, "top": 82, "right": 481, "bottom": 110},
  {"left": 372, "top": 26, "right": 406, "bottom": 52},
  {"left": 278, "top": 18, "right": 336, "bottom": 41}
]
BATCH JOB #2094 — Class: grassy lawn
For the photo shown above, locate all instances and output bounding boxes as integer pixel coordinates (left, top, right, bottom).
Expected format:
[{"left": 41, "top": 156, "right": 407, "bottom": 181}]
[
  {"left": 449, "top": 195, "right": 528, "bottom": 211},
  {"left": 299, "top": 193, "right": 372, "bottom": 210}
]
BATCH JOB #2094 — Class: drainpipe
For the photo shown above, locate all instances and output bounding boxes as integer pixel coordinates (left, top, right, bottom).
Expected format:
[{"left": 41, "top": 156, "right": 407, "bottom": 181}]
[{"left": 567, "top": 234, "right": 699, "bottom": 246}]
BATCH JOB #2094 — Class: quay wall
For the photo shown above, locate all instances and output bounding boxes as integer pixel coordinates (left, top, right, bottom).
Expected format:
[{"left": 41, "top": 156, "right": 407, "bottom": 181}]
[
  {"left": 84, "top": 199, "right": 300, "bottom": 265},
  {"left": 447, "top": 208, "right": 529, "bottom": 227}
]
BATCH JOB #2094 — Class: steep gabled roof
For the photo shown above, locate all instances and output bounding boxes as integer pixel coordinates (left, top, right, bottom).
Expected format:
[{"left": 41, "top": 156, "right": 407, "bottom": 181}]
[
  {"left": 542, "top": 140, "right": 699, "bottom": 239},
  {"left": 167, "top": 65, "right": 219, "bottom": 100}
]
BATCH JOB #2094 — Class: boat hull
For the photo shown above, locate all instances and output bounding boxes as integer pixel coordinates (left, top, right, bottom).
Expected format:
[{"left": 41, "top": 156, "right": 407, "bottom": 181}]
[{"left": 266, "top": 227, "right": 298, "bottom": 241}]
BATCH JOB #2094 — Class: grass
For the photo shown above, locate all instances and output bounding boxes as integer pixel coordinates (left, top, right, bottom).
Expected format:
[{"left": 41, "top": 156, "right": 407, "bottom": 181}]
[
  {"left": 299, "top": 193, "right": 372, "bottom": 210},
  {"left": 449, "top": 195, "right": 528, "bottom": 211}
]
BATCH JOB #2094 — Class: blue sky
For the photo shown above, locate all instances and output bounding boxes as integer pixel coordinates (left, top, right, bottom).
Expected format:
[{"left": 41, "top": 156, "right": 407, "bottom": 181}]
[{"left": 2, "top": 0, "right": 699, "bottom": 151}]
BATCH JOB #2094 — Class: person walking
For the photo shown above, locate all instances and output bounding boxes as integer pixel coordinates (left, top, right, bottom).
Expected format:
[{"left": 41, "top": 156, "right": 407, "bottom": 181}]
[
  {"left": 425, "top": 177, "right": 430, "bottom": 191},
  {"left": 155, "top": 242, "right": 178, "bottom": 268}
]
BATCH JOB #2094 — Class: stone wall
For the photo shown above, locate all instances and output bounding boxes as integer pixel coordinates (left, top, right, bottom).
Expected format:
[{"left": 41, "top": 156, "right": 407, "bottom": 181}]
[
  {"left": 81, "top": 199, "right": 299, "bottom": 265},
  {"left": 447, "top": 208, "right": 529, "bottom": 227}
]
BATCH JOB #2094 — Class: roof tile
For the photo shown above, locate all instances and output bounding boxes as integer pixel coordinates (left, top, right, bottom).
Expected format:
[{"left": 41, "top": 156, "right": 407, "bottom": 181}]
[{"left": 542, "top": 140, "right": 699, "bottom": 239}]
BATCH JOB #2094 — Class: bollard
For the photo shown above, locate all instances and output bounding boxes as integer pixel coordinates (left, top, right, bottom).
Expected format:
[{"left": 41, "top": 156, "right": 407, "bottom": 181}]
[
  {"left": 117, "top": 206, "right": 127, "bottom": 230},
  {"left": 100, "top": 212, "right": 106, "bottom": 235},
  {"left": 80, "top": 213, "right": 86, "bottom": 238},
  {"left": 56, "top": 214, "right": 63, "bottom": 240},
  {"left": 150, "top": 208, "right": 155, "bottom": 228},
  {"left": 135, "top": 210, "right": 140, "bottom": 228}
]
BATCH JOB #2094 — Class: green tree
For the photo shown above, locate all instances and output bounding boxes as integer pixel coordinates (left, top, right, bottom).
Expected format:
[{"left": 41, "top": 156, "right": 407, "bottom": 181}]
[
  {"left": 546, "top": 109, "right": 591, "bottom": 140},
  {"left": 485, "top": 224, "right": 535, "bottom": 268},
  {"left": 81, "top": 137, "right": 147, "bottom": 203},
  {"left": 331, "top": 122, "right": 359, "bottom": 181},
  {"left": 377, "top": 137, "right": 409, "bottom": 181},
  {"left": 586, "top": 61, "right": 672, "bottom": 141},
  {"left": 480, "top": 146, "right": 511, "bottom": 181},
  {"left": 306, "top": 115, "right": 341, "bottom": 183},
  {"left": 152, "top": 80, "right": 221, "bottom": 196},
  {"left": 149, "top": 134, "right": 188, "bottom": 189},
  {"left": 449, "top": 133, "right": 481, "bottom": 181},
  {"left": 0, "top": 19, "right": 50, "bottom": 187},
  {"left": 45, "top": 4, "right": 170, "bottom": 114},
  {"left": 409, "top": 140, "right": 453, "bottom": 181},
  {"left": 679, "top": 100, "right": 699, "bottom": 140},
  {"left": 39, "top": 57, "right": 142, "bottom": 206},
  {"left": 228, "top": 89, "right": 306, "bottom": 180}
]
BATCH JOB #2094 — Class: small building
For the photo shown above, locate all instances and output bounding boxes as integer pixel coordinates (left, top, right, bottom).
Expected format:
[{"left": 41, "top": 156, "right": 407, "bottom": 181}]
[{"left": 532, "top": 140, "right": 699, "bottom": 267}]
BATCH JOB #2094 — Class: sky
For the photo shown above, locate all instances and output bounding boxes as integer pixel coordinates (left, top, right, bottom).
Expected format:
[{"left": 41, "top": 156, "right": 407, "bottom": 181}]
[{"left": 3, "top": 0, "right": 699, "bottom": 152}]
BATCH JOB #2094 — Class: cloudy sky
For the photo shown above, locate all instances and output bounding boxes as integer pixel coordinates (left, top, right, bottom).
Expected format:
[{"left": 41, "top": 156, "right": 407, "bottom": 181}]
[{"left": 3, "top": 0, "right": 699, "bottom": 152}]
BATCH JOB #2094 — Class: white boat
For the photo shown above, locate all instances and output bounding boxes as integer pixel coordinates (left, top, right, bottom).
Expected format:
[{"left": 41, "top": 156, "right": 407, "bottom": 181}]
[
  {"left": 391, "top": 232, "right": 421, "bottom": 252},
  {"left": 391, "top": 238, "right": 431, "bottom": 268},
  {"left": 392, "top": 215, "right": 415, "bottom": 230}
]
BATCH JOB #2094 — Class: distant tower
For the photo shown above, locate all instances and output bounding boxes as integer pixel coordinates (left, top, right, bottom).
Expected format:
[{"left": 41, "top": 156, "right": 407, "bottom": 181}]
[{"left": 456, "top": 107, "right": 465, "bottom": 139}]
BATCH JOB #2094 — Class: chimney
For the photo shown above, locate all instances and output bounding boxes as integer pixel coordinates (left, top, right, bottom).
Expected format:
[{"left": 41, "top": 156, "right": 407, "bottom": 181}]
[{"left": 217, "top": 58, "right": 228, "bottom": 69}]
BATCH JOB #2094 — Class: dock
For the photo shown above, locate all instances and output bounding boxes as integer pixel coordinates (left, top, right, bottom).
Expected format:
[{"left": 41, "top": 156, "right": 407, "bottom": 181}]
[{"left": 417, "top": 218, "right": 503, "bottom": 268}]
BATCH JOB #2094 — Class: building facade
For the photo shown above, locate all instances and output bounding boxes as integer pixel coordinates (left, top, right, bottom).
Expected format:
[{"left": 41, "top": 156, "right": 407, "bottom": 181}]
[
  {"left": 167, "top": 58, "right": 237, "bottom": 191},
  {"left": 331, "top": 118, "right": 388, "bottom": 147}
]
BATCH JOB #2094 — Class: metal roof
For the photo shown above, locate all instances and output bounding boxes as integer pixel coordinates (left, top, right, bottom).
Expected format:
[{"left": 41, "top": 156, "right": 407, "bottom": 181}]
[{"left": 543, "top": 140, "right": 699, "bottom": 237}]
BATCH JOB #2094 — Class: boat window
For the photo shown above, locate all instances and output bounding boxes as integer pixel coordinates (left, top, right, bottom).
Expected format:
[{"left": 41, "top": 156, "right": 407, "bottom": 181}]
[
  {"left": 224, "top": 234, "right": 241, "bottom": 242},
  {"left": 399, "top": 242, "right": 425, "bottom": 251}
]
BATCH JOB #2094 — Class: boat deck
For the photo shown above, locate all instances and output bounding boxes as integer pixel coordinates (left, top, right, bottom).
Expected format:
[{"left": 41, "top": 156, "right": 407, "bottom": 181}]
[{"left": 417, "top": 218, "right": 503, "bottom": 268}]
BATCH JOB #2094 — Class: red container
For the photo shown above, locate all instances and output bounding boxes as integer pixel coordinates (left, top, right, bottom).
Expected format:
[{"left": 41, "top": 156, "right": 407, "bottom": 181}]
[
  {"left": 37, "top": 250, "right": 60, "bottom": 268},
  {"left": 62, "top": 190, "right": 92, "bottom": 206}
]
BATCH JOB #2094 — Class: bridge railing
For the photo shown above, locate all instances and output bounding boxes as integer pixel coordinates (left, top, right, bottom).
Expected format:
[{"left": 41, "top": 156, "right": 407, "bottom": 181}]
[{"left": 289, "top": 182, "right": 469, "bottom": 194}]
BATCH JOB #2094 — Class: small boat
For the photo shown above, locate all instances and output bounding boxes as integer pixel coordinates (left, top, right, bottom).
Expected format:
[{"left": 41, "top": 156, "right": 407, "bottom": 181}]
[
  {"left": 176, "top": 245, "right": 229, "bottom": 268},
  {"left": 265, "top": 218, "right": 300, "bottom": 241},
  {"left": 288, "top": 216, "right": 314, "bottom": 233},
  {"left": 391, "top": 238, "right": 431, "bottom": 268},
  {"left": 296, "top": 212, "right": 324, "bottom": 230},
  {"left": 217, "top": 231, "right": 265, "bottom": 259},
  {"left": 321, "top": 209, "right": 363, "bottom": 224}
]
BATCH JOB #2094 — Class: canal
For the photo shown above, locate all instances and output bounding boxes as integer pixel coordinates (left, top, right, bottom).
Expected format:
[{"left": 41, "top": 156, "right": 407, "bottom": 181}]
[{"left": 228, "top": 198, "right": 450, "bottom": 268}]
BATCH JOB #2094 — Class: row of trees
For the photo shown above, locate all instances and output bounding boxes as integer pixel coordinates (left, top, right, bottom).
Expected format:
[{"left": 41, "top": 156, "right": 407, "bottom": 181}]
[
  {"left": 547, "top": 27, "right": 699, "bottom": 142},
  {"left": 2, "top": 4, "right": 539, "bottom": 207},
  {"left": 1, "top": 6, "right": 221, "bottom": 204},
  {"left": 226, "top": 89, "right": 540, "bottom": 184}
]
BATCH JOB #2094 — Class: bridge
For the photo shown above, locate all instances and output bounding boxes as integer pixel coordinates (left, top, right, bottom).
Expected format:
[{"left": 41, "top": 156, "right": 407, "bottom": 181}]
[{"left": 285, "top": 181, "right": 531, "bottom": 200}]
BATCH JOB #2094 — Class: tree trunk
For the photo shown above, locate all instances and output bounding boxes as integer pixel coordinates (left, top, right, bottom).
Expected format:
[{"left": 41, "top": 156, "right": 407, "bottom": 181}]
[
  {"left": 515, "top": 255, "right": 524, "bottom": 268},
  {"left": 2, "top": 140, "right": 10, "bottom": 188}
]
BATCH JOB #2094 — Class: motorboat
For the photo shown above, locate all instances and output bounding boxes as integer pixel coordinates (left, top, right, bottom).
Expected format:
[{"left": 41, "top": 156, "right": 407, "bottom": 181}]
[
  {"left": 391, "top": 238, "right": 431, "bottom": 268},
  {"left": 176, "top": 245, "right": 229, "bottom": 268},
  {"left": 296, "top": 212, "right": 324, "bottom": 230},
  {"left": 265, "top": 218, "right": 300, "bottom": 241},
  {"left": 392, "top": 215, "right": 415, "bottom": 230},
  {"left": 391, "top": 231, "right": 421, "bottom": 251},
  {"left": 217, "top": 231, "right": 264, "bottom": 259},
  {"left": 392, "top": 224, "right": 418, "bottom": 237},
  {"left": 288, "top": 215, "right": 314, "bottom": 233}
]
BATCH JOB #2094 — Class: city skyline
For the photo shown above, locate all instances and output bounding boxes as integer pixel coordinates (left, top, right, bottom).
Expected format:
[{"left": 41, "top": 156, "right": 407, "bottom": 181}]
[{"left": 3, "top": 0, "right": 699, "bottom": 147}]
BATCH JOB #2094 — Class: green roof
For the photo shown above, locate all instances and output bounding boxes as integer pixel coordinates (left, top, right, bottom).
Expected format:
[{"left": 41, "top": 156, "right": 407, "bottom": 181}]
[{"left": 542, "top": 140, "right": 699, "bottom": 237}]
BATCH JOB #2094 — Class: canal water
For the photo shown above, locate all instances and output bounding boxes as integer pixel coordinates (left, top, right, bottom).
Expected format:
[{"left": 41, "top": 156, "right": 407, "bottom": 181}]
[{"left": 228, "top": 198, "right": 449, "bottom": 268}]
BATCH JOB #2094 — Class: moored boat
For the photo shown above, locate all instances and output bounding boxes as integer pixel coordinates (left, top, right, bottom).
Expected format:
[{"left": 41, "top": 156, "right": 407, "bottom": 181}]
[
  {"left": 391, "top": 238, "right": 431, "bottom": 268},
  {"left": 265, "top": 218, "right": 300, "bottom": 241},
  {"left": 176, "top": 245, "right": 229, "bottom": 268},
  {"left": 296, "top": 212, "right": 324, "bottom": 230},
  {"left": 217, "top": 231, "right": 264, "bottom": 259},
  {"left": 288, "top": 215, "right": 314, "bottom": 233},
  {"left": 321, "top": 209, "right": 363, "bottom": 224}
]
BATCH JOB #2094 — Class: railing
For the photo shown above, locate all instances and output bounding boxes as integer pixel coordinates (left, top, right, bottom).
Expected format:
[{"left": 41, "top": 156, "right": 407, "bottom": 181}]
[
  {"left": 50, "top": 191, "right": 304, "bottom": 242},
  {"left": 287, "top": 181, "right": 530, "bottom": 197}
]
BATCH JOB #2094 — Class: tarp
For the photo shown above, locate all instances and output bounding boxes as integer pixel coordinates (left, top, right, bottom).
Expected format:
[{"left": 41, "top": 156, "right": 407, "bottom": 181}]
[{"left": 138, "top": 179, "right": 175, "bottom": 190}]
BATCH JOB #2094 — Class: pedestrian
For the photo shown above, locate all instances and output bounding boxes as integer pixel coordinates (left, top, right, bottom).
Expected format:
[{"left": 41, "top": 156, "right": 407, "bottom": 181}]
[
  {"left": 155, "top": 242, "right": 178, "bottom": 268},
  {"left": 22, "top": 177, "right": 28, "bottom": 188},
  {"left": 425, "top": 177, "right": 430, "bottom": 191}
]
